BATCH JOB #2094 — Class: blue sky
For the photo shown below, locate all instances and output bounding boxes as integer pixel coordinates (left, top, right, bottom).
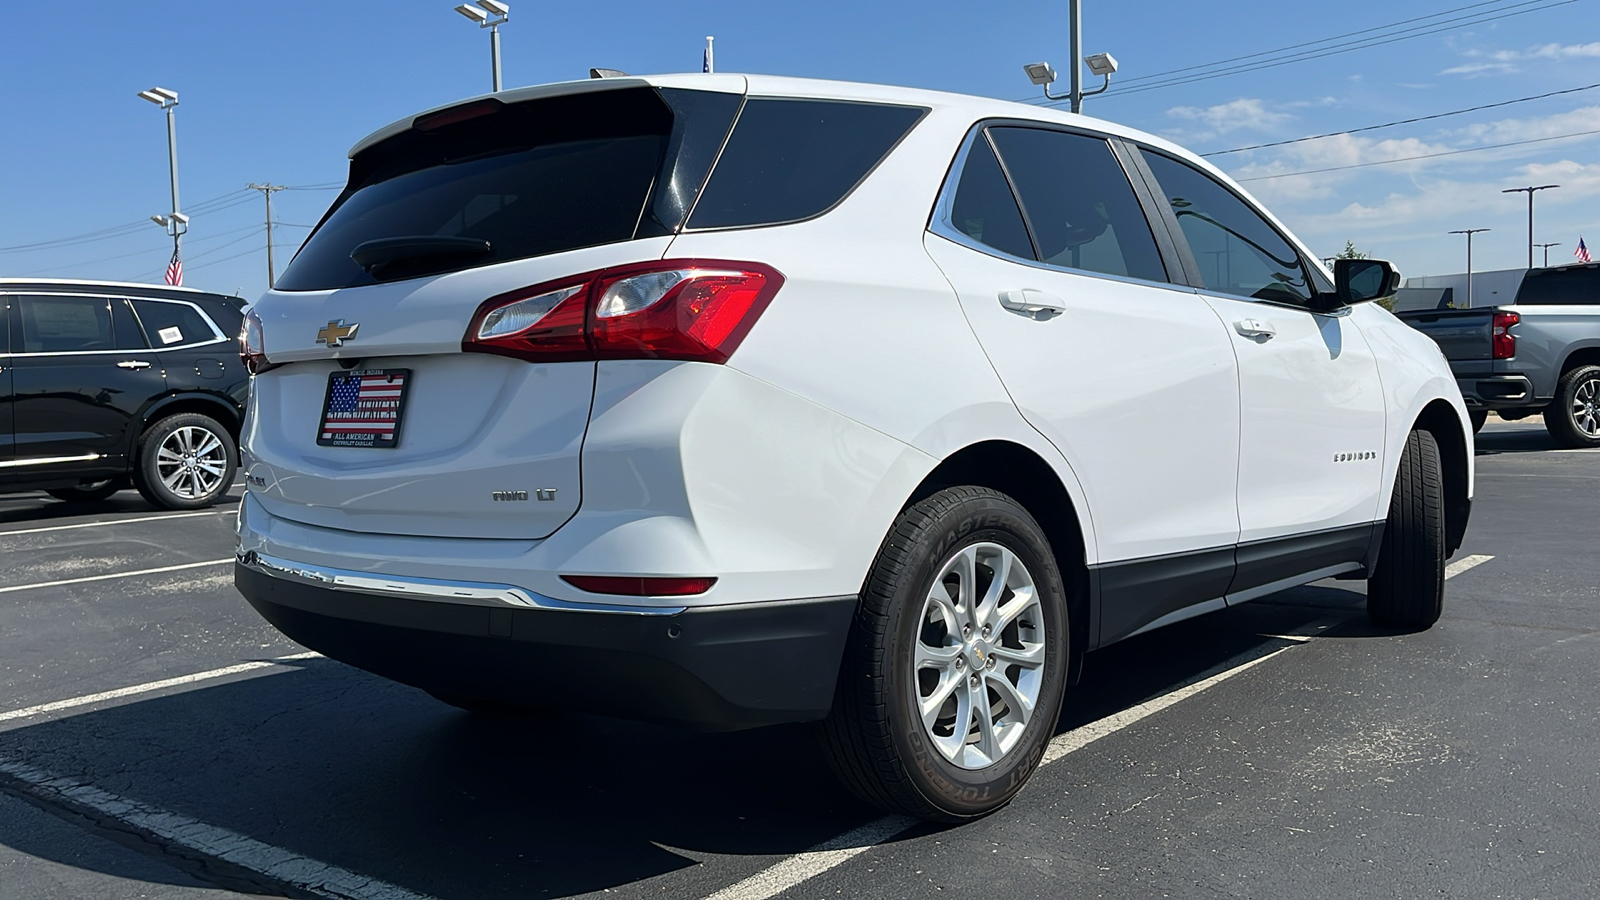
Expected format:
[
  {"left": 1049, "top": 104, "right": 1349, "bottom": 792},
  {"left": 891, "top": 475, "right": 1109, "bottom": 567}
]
[{"left": 2, "top": 0, "right": 1597, "bottom": 299}]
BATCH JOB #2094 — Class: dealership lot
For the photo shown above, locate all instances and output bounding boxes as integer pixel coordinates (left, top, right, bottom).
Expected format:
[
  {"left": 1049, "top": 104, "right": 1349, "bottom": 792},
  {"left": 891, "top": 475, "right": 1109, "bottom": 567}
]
[{"left": 1, "top": 416, "right": 1596, "bottom": 900}]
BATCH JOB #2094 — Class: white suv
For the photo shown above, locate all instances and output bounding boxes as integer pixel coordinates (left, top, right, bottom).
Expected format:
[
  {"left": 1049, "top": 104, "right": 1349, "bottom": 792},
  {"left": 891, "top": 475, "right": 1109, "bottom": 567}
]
[{"left": 235, "top": 74, "right": 1473, "bottom": 821}]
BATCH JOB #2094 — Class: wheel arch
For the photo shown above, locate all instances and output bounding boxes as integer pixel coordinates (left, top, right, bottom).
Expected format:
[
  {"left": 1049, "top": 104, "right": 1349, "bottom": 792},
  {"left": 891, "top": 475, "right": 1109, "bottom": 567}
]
[
  {"left": 132, "top": 392, "right": 244, "bottom": 460},
  {"left": 1412, "top": 399, "right": 1471, "bottom": 557},
  {"left": 1557, "top": 344, "right": 1600, "bottom": 379},
  {"left": 904, "top": 440, "right": 1091, "bottom": 684}
]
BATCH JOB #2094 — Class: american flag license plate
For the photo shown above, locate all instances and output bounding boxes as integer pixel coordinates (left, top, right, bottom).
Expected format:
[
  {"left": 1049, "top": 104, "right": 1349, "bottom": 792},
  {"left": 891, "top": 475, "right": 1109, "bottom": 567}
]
[{"left": 316, "top": 368, "right": 411, "bottom": 448}]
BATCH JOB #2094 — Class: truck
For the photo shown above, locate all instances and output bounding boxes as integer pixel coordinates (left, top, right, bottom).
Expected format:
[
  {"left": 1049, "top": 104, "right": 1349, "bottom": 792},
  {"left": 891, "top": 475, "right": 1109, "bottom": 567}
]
[{"left": 1394, "top": 263, "right": 1600, "bottom": 447}]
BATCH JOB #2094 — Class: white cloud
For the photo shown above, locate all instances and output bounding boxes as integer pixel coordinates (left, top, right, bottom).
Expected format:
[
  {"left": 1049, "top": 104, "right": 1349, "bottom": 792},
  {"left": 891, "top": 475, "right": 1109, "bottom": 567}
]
[
  {"left": 1164, "top": 98, "right": 1292, "bottom": 143},
  {"left": 1442, "top": 41, "right": 1600, "bottom": 76}
]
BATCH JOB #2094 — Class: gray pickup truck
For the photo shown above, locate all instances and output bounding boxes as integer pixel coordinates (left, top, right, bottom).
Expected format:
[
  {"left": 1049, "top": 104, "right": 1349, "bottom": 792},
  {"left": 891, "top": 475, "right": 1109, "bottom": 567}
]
[{"left": 1395, "top": 263, "right": 1600, "bottom": 447}]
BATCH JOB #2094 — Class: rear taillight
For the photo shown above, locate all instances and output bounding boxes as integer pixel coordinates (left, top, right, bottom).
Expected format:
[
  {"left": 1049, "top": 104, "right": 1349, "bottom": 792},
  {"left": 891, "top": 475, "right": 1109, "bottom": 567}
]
[
  {"left": 240, "top": 309, "right": 274, "bottom": 374},
  {"left": 1492, "top": 311, "right": 1519, "bottom": 359},
  {"left": 464, "top": 260, "right": 784, "bottom": 364}
]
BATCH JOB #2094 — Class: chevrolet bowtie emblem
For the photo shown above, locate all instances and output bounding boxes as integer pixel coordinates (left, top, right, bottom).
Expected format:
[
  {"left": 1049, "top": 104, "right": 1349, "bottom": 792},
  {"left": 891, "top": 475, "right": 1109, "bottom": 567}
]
[{"left": 316, "top": 320, "right": 359, "bottom": 347}]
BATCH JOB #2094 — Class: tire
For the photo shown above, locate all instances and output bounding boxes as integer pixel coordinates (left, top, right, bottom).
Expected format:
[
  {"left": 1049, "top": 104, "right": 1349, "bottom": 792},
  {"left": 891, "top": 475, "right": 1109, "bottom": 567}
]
[
  {"left": 426, "top": 692, "right": 528, "bottom": 717},
  {"left": 1468, "top": 409, "right": 1488, "bottom": 433},
  {"left": 46, "top": 479, "right": 124, "bottom": 503},
  {"left": 821, "top": 486, "right": 1071, "bottom": 822},
  {"left": 1367, "top": 429, "right": 1445, "bottom": 628},
  {"left": 133, "top": 413, "right": 237, "bottom": 510},
  {"left": 1544, "top": 365, "right": 1600, "bottom": 449}
]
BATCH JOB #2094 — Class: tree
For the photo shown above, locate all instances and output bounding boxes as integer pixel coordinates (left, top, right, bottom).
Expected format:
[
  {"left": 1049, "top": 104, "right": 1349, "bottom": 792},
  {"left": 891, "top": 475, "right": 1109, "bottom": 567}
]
[{"left": 1335, "top": 240, "right": 1367, "bottom": 260}]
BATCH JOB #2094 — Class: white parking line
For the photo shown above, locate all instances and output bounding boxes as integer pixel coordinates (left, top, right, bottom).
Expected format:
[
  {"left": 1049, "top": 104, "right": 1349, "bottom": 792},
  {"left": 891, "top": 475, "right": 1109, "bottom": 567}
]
[
  {"left": 701, "top": 636, "right": 1314, "bottom": 900},
  {"left": 0, "top": 558, "right": 233, "bottom": 595},
  {"left": 1446, "top": 554, "right": 1495, "bottom": 579},
  {"left": 0, "top": 757, "right": 435, "bottom": 900},
  {"left": 0, "top": 511, "right": 216, "bottom": 539},
  {"left": 0, "top": 652, "right": 320, "bottom": 725}
]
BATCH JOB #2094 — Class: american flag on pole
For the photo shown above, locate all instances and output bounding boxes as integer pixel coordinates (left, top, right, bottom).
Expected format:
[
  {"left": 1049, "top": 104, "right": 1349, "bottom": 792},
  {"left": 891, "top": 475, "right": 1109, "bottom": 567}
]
[
  {"left": 1577, "top": 237, "right": 1592, "bottom": 264},
  {"left": 319, "top": 371, "right": 408, "bottom": 447},
  {"left": 164, "top": 245, "right": 183, "bottom": 286}
]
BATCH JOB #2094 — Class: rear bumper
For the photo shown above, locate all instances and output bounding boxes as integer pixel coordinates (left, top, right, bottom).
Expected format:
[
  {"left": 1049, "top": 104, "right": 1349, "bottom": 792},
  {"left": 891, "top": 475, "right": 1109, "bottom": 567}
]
[
  {"left": 234, "top": 561, "right": 856, "bottom": 731},
  {"left": 1455, "top": 374, "right": 1539, "bottom": 409}
]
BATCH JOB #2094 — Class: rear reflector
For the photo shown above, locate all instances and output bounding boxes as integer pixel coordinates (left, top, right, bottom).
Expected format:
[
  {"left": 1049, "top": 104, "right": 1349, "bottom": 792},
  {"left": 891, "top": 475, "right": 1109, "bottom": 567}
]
[
  {"left": 562, "top": 575, "right": 718, "bottom": 597},
  {"left": 464, "top": 259, "right": 783, "bottom": 364},
  {"left": 1492, "top": 311, "right": 1519, "bottom": 360}
]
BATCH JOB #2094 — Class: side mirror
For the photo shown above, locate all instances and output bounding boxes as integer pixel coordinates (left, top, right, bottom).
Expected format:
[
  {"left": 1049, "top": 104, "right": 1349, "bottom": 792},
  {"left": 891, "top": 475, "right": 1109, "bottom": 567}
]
[{"left": 1331, "top": 258, "right": 1401, "bottom": 307}]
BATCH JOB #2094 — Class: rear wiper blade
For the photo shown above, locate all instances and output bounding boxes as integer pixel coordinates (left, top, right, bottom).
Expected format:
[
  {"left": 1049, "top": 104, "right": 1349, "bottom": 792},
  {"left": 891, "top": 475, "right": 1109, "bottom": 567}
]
[{"left": 350, "top": 236, "right": 491, "bottom": 272}]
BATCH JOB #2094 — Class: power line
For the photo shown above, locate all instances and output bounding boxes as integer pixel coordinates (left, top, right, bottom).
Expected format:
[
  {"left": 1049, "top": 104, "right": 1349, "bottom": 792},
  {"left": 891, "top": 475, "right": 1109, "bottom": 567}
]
[
  {"left": 1016, "top": 0, "right": 1574, "bottom": 105},
  {"left": 1233, "top": 127, "right": 1600, "bottom": 181},
  {"left": 1204, "top": 82, "right": 1600, "bottom": 156},
  {"left": 0, "top": 188, "right": 254, "bottom": 255}
]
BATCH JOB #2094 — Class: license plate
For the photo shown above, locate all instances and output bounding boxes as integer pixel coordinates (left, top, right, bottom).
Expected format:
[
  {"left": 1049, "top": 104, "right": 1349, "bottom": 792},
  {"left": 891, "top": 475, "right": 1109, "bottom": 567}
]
[{"left": 317, "top": 368, "right": 411, "bottom": 448}]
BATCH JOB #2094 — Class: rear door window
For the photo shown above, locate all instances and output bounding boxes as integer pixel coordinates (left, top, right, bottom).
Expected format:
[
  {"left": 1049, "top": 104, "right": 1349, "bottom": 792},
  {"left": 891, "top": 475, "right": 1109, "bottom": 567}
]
[
  {"left": 687, "top": 99, "right": 926, "bottom": 229},
  {"left": 1140, "top": 151, "right": 1315, "bottom": 305},
  {"left": 1514, "top": 266, "right": 1600, "bottom": 305},
  {"left": 987, "top": 127, "right": 1166, "bottom": 282},
  {"left": 131, "top": 299, "right": 220, "bottom": 347},
  {"left": 18, "top": 296, "right": 116, "bottom": 353}
]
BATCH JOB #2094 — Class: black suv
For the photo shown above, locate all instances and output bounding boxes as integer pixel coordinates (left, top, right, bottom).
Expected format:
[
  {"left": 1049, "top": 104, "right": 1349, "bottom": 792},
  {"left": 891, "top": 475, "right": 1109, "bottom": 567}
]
[{"left": 1, "top": 280, "right": 248, "bottom": 509}]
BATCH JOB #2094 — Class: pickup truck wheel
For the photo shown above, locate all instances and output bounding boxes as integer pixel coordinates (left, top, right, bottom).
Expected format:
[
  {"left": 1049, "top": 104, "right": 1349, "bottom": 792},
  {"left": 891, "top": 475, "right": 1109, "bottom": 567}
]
[
  {"left": 1545, "top": 365, "right": 1600, "bottom": 448},
  {"left": 1367, "top": 429, "right": 1445, "bottom": 629},
  {"left": 133, "top": 413, "right": 237, "bottom": 510},
  {"left": 1468, "top": 410, "right": 1488, "bottom": 433},
  {"left": 821, "top": 487, "right": 1069, "bottom": 822}
]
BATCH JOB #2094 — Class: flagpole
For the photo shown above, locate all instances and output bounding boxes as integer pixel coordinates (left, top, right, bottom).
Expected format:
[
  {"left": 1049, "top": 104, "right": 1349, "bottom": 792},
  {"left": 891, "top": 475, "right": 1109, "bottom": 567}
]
[{"left": 704, "top": 35, "right": 714, "bottom": 74}]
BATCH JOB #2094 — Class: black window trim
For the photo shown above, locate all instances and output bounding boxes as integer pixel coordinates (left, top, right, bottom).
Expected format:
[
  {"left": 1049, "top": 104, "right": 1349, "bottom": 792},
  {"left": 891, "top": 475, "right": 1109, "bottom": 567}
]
[
  {"left": 1129, "top": 144, "right": 1340, "bottom": 315},
  {"left": 680, "top": 96, "right": 932, "bottom": 234},
  {"left": 927, "top": 118, "right": 1190, "bottom": 295},
  {"left": 0, "top": 290, "right": 229, "bottom": 357}
]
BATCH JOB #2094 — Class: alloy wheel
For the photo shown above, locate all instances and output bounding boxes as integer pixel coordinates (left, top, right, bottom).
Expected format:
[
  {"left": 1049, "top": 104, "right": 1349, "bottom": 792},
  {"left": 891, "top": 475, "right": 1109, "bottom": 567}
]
[
  {"left": 155, "top": 426, "right": 229, "bottom": 500},
  {"left": 1572, "top": 375, "right": 1600, "bottom": 439},
  {"left": 913, "top": 542, "right": 1047, "bottom": 769}
]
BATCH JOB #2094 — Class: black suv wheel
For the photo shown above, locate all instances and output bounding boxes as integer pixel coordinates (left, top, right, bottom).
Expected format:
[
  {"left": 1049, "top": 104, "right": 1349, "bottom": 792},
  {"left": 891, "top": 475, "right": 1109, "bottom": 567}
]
[{"left": 133, "top": 413, "right": 237, "bottom": 510}]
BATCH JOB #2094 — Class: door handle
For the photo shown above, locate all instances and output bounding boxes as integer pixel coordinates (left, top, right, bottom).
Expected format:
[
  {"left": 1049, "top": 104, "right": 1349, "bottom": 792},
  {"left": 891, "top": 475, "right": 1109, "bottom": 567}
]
[
  {"left": 1233, "top": 319, "right": 1277, "bottom": 339},
  {"left": 998, "top": 289, "right": 1067, "bottom": 320},
  {"left": 116, "top": 360, "right": 153, "bottom": 369}
]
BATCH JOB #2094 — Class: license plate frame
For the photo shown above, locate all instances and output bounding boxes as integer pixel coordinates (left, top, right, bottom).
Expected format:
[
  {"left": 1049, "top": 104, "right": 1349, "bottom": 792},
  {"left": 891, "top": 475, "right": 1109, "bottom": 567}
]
[{"left": 316, "top": 368, "right": 412, "bottom": 449}]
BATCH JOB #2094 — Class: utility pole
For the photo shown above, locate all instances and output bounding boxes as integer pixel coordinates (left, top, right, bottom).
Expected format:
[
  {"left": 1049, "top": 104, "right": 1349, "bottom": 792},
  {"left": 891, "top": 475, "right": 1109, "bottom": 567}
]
[
  {"left": 1536, "top": 242, "right": 1561, "bottom": 267},
  {"left": 1449, "top": 228, "right": 1491, "bottom": 308},
  {"left": 247, "top": 183, "right": 287, "bottom": 288},
  {"left": 1502, "top": 184, "right": 1559, "bottom": 269}
]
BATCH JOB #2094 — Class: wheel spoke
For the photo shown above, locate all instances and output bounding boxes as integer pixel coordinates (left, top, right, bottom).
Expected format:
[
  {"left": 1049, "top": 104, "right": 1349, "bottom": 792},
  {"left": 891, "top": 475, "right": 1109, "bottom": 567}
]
[
  {"left": 972, "top": 681, "right": 998, "bottom": 762},
  {"left": 157, "top": 447, "right": 183, "bottom": 464},
  {"left": 952, "top": 545, "right": 978, "bottom": 624},
  {"left": 920, "top": 671, "right": 963, "bottom": 727},
  {"left": 193, "top": 433, "right": 223, "bottom": 458},
  {"left": 161, "top": 469, "right": 186, "bottom": 490},
  {"left": 992, "top": 588, "right": 1038, "bottom": 632},
  {"left": 195, "top": 460, "right": 226, "bottom": 477},
  {"left": 991, "top": 641, "right": 1045, "bottom": 668},
  {"left": 924, "top": 586, "right": 962, "bottom": 635},
  {"left": 976, "top": 547, "right": 1013, "bottom": 624},
  {"left": 915, "top": 641, "right": 961, "bottom": 669}
]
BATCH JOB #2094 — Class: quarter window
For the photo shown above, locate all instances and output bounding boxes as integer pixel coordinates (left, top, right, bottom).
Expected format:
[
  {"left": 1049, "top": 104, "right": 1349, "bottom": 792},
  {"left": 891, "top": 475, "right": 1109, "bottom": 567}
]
[
  {"left": 987, "top": 127, "right": 1167, "bottom": 282},
  {"left": 1140, "top": 151, "right": 1315, "bottom": 305},
  {"left": 131, "top": 299, "right": 217, "bottom": 347},
  {"left": 947, "top": 137, "right": 1035, "bottom": 260}
]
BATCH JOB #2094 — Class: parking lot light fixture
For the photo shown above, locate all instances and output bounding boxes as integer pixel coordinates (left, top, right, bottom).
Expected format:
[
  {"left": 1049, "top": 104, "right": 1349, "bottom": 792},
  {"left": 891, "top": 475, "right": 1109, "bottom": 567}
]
[
  {"left": 454, "top": 1, "right": 509, "bottom": 92},
  {"left": 138, "top": 86, "right": 185, "bottom": 262},
  {"left": 1449, "top": 228, "right": 1491, "bottom": 307}
]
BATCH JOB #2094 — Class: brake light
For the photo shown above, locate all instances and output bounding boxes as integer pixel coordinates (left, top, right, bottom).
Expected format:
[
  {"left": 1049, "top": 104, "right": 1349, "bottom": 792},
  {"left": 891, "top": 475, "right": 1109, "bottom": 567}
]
[
  {"left": 463, "top": 260, "right": 783, "bottom": 364},
  {"left": 239, "top": 309, "right": 275, "bottom": 374},
  {"left": 561, "top": 575, "right": 718, "bottom": 597},
  {"left": 1492, "top": 311, "right": 1519, "bottom": 359}
]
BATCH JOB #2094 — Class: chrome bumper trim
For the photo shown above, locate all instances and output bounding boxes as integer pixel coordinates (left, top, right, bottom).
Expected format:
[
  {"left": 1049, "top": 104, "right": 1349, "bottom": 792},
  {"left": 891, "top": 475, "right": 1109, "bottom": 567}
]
[{"left": 237, "top": 551, "right": 687, "bottom": 616}]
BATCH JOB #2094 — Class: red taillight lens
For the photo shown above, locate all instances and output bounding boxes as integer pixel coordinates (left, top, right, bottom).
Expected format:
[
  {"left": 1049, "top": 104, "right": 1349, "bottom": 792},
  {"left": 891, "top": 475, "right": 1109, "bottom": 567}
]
[
  {"left": 462, "top": 260, "right": 784, "bottom": 364},
  {"left": 561, "top": 575, "right": 718, "bottom": 597},
  {"left": 239, "top": 309, "right": 273, "bottom": 374},
  {"left": 1492, "top": 311, "right": 1519, "bottom": 359}
]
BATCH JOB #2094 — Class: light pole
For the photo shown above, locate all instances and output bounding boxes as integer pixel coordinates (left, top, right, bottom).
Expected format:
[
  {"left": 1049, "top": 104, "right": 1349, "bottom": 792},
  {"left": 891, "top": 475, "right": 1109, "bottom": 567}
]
[
  {"left": 1536, "top": 242, "right": 1561, "bottom": 267},
  {"left": 1449, "top": 228, "right": 1491, "bottom": 308},
  {"left": 138, "top": 87, "right": 185, "bottom": 282},
  {"left": 1502, "top": 184, "right": 1559, "bottom": 269},
  {"left": 454, "top": 1, "right": 510, "bottom": 92},
  {"left": 1023, "top": 0, "right": 1118, "bottom": 113}
]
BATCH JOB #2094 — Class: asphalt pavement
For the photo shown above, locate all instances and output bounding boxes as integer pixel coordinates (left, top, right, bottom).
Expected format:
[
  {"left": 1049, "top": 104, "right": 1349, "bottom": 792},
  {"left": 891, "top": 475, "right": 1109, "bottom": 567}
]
[{"left": 0, "top": 415, "right": 1595, "bottom": 899}]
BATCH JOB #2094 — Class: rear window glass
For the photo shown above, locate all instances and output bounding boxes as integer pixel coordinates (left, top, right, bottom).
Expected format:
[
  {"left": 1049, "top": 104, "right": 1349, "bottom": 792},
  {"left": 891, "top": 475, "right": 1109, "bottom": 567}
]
[
  {"left": 687, "top": 99, "right": 926, "bottom": 230},
  {"left": 275, "top": 88, "right": 739, "bottom": 292},
  {"left": 1515, "top": 265, "right": 1600, "bottom": 305},
  {"left": 131, "top": 299, "right": 218, "bottom": 346}
]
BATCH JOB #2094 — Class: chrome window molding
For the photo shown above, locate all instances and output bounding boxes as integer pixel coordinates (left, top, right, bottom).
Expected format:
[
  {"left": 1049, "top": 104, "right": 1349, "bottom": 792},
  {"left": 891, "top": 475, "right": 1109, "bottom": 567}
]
[
  {"left": 926, "top": 120, "right": 1197, "bottom": 298},
  {"left": 237, "top": 551, "right": 690, "bottom": 616},
  {"left": 0, "top": 290, "right": 228, "bottom": 355}
]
